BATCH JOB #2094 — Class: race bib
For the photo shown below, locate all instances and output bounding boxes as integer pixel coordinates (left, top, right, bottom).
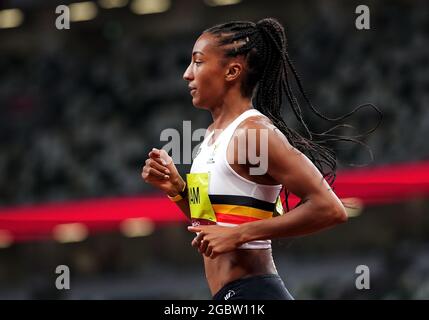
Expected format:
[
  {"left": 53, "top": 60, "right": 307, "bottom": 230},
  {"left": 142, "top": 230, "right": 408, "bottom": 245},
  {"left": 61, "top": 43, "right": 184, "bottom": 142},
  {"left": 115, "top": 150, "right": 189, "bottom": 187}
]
[{"left": 186, "top": 172, "right": 216, "bottom": 225}]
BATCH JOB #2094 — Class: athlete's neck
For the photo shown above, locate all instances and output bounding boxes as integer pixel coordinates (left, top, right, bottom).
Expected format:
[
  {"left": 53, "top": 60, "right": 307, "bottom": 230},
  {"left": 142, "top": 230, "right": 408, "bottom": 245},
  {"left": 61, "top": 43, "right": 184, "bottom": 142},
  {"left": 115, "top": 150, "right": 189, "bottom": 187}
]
[{"left": 209, "top": 93, "right": 253, "bottom": 131}]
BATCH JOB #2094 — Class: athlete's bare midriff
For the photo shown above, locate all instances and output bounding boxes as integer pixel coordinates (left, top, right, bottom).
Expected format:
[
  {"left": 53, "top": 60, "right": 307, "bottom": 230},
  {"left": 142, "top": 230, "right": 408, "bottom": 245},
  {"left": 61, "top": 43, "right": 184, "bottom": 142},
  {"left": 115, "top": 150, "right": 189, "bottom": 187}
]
[
  {"left": 204, "top": 114, "right": 280, "bottom": 296},
  {"left": 203, "top": 248, "right": 278, "bottom": 296}
]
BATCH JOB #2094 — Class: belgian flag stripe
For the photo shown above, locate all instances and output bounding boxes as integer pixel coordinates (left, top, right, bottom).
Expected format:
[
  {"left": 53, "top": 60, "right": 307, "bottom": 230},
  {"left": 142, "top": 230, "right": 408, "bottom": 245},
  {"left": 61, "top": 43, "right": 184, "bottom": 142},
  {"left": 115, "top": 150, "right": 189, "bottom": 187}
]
[
  {"left": 209, "top": 194, "right": 275, "bottom": 211},
  {"left": 215, "top": 212, "right": 261, "bottom": 224},
  {"left": 212, "top": 204, "right": 273, "bottom": 220}
]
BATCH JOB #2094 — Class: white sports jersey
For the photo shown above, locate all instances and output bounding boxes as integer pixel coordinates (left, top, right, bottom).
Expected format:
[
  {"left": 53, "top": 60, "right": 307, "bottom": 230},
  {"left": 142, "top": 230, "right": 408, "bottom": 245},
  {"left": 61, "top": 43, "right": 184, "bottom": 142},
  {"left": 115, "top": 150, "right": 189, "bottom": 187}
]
[{"left": 190, "top": 109, "right": 282, "bottom": 249}]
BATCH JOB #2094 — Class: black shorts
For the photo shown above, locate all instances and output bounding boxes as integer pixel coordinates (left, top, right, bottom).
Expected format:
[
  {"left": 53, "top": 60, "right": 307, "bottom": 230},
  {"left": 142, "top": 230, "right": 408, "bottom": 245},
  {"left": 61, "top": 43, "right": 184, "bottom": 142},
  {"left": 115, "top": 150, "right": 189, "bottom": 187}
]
[{"left": 212, "top": 274, "right": 294, "bottom": 300}]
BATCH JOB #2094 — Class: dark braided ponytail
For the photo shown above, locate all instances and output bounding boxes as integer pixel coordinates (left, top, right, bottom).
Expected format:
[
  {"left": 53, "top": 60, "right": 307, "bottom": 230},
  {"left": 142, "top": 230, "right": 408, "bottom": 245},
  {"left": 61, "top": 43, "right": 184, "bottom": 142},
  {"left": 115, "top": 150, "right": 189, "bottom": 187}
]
[{"left": 204, "top": 18, "right": 381, "bottom": 211}]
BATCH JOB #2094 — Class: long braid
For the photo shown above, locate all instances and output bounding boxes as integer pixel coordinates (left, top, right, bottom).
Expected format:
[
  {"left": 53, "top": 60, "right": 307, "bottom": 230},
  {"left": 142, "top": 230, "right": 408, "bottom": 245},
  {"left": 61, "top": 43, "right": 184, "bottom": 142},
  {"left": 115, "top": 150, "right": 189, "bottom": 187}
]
[{"left": 204, "top": 18, "right": 382, "bottom": 211}]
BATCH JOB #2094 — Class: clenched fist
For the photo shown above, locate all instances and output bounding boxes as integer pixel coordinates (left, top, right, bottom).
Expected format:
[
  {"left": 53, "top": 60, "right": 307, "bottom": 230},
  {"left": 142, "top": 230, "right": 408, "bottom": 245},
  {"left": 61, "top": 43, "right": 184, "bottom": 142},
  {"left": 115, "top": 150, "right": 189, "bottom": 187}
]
[{"left": 141, "top": 148, "right": 185, "bottom": 196}]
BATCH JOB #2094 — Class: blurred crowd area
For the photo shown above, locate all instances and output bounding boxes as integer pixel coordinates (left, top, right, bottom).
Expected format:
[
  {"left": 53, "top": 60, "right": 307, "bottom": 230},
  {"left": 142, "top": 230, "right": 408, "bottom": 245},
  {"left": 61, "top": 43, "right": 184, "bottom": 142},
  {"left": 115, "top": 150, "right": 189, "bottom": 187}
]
[
  {"left": 0, "top": 0, "right": 429, "bottom": 300},
  {"left": 0, "top": 0, "right": 428, "bottom": 206}
]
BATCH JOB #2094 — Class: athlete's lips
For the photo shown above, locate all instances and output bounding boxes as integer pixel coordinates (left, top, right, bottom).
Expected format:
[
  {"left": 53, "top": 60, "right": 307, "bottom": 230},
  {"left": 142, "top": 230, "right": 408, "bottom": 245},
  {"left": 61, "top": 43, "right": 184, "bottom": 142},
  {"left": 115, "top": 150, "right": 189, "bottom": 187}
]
[{"left": 188, "top": 86, "right": 197, "bottom": 95}]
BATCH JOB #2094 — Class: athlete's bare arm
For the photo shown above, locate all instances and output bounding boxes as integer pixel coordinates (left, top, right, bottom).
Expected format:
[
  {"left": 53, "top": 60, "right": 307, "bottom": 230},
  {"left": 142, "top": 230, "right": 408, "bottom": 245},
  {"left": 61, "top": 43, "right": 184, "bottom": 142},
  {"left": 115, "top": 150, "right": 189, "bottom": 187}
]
[
  {"left": 188, "top": 117, "right": 348, "bottom": 258},
  {"left": 238, "top": 118, "right": 347, "bottom": 238}
]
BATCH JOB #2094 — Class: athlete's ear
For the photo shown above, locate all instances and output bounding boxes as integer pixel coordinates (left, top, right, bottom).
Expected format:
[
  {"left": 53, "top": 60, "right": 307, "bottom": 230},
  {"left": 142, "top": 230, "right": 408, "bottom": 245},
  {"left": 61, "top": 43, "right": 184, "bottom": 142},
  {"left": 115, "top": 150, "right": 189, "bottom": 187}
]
[{"left": 225, "top": 62, "right": 243, "bottom": 82}]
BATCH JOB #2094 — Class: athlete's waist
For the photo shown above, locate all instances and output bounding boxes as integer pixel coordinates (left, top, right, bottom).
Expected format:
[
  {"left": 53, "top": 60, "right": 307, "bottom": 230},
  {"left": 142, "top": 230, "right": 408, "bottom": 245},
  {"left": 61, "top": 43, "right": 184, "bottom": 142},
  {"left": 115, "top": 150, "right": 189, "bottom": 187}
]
[{"left": 204, "top": 249, "right": 277, "bottom": 295}]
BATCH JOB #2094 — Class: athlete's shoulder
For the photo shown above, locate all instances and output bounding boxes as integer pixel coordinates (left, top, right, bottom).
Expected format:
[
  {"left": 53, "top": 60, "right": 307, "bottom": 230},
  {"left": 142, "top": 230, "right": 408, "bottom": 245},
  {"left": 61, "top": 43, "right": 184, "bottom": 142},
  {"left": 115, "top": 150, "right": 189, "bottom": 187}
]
[
  {"left": 236, "top": 112, "right": 293, "bottom": 148},
  {"left": 238, "top": 112, "right": 276, "bottom": 131}
]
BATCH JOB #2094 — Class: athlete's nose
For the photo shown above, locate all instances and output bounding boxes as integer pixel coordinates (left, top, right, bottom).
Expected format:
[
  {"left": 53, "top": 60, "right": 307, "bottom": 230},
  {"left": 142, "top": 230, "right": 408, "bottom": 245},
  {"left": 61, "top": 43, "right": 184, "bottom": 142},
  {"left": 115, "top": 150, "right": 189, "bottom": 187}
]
[{"left": 183, "top": 63, "right": 193, "bottom": 82}]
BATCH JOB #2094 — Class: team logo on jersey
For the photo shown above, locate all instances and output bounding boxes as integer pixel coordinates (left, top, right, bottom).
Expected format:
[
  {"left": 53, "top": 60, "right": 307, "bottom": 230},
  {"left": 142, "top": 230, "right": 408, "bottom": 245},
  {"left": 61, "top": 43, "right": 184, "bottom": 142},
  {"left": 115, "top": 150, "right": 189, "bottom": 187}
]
[
  {"left": 224, "top": 290, "right": 236, "bottom": 300},
  {"left": 206, "top": 144, "right": 218, "bottom": 164}
]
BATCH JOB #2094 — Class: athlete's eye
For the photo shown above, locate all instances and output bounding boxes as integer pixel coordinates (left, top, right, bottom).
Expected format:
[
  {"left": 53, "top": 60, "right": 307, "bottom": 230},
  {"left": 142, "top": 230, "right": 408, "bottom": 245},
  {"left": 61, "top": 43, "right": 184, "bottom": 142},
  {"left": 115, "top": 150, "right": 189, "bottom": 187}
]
[{"left": 194, "top": 61, "right": 203, "bottom": 66}]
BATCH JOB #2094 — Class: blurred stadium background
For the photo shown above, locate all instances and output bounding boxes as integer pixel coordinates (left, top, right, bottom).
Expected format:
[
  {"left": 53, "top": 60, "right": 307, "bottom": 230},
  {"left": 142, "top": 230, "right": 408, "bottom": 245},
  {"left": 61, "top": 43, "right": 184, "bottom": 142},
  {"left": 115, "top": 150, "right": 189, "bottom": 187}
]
[{"left": 0, "top": 0, "right": 428, "bottom": 299}]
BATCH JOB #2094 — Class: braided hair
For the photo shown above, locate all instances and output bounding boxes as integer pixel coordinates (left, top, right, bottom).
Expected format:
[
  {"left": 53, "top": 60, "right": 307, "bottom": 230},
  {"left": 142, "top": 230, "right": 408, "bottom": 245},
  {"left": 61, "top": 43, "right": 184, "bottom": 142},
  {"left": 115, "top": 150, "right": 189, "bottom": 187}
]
[{"left": 204, "top": 18, "right": 381, "bottom": 211}]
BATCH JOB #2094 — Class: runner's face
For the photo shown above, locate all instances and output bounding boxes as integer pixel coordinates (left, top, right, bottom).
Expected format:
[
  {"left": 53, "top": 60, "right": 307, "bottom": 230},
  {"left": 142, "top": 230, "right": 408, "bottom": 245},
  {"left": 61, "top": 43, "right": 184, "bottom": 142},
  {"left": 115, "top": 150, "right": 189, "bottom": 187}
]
[{"left": 183, "top": 33, "right": 228, "bottom": 109}]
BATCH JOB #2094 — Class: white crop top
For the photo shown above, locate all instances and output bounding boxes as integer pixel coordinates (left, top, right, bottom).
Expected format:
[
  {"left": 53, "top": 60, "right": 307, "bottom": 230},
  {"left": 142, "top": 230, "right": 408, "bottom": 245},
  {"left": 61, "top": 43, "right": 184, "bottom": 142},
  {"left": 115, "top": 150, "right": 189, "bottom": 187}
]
[{"left": 190, "top": 109, "right": 282, "bottom": 249}]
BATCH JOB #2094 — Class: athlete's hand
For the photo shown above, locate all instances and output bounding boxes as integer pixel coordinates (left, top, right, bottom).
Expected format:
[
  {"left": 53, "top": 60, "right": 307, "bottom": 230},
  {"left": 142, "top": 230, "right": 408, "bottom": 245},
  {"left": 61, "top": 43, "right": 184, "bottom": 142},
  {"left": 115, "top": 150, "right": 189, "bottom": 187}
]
[
  {"left": 141, "top": 148, "right": 185, "bottom": 196},
  {"left": 188, "top": 225, "right": 243, "bottom": 259}
]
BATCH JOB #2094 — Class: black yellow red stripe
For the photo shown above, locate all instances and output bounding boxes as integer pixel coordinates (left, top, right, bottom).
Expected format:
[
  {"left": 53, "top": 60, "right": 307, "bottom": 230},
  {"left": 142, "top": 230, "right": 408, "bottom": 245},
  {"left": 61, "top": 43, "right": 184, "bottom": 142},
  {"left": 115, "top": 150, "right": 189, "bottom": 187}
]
[
  {"left": 212, "top": 204, "right": 273, "bottom": 220},
  {"left": 209, "top": 194, "right": 275, "bottom": 211},
  {"left": 209, "top": 194, "right": 275, "bottom": 224},
  {"left": 215, "top": 212, "right": 261, "bottom": 224}
]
